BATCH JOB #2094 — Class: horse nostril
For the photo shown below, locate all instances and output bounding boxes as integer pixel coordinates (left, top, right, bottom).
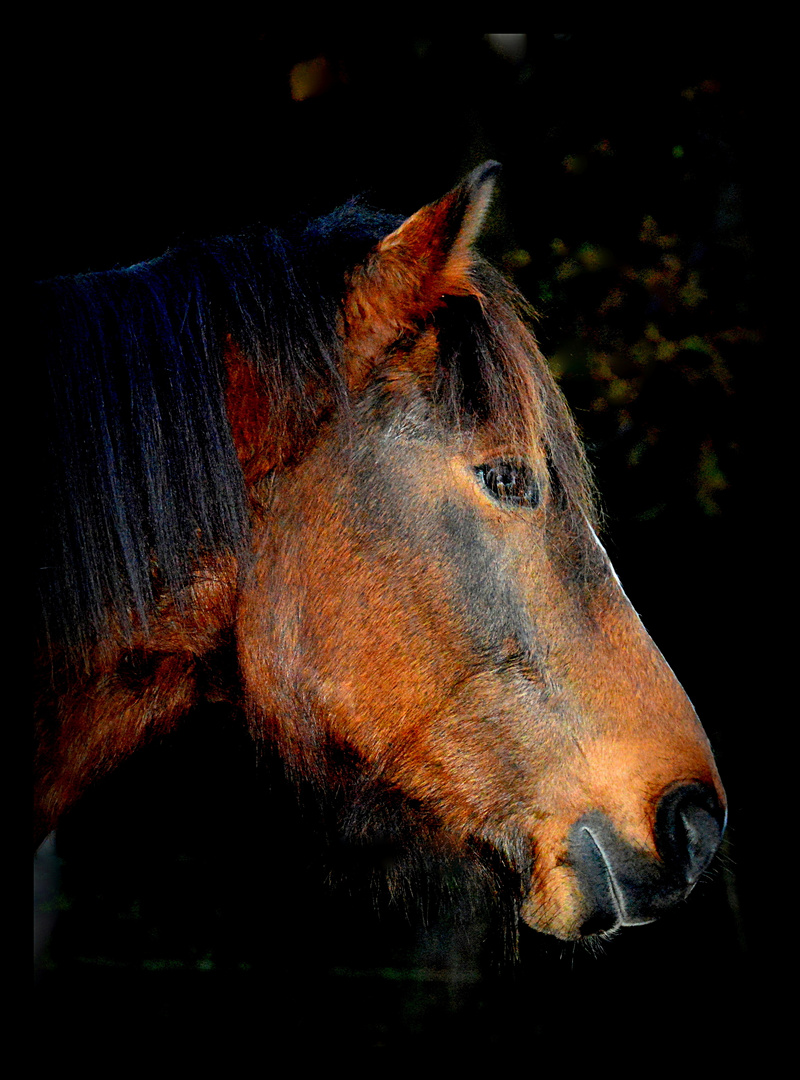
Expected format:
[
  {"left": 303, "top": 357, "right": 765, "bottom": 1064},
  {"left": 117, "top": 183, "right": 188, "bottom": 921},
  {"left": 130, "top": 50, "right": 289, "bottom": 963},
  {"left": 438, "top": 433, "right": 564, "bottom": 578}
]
[{"left": 654, "top": 783, "right": 726, "bottom": 885}]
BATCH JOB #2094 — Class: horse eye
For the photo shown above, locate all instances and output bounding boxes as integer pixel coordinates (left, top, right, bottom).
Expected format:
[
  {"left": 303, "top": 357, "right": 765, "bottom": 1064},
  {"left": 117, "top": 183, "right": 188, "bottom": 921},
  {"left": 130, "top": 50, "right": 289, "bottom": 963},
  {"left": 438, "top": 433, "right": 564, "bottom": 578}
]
[{"left": 475, "top": 461, "right": 541, "bottom": 509}]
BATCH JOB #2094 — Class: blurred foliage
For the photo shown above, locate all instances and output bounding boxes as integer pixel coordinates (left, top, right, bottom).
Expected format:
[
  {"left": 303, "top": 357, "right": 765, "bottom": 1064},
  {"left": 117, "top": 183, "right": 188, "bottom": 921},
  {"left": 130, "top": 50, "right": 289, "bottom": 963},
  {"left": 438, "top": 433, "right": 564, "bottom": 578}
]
[
  {"left": 484, "top": 69, "right": 762, "bottom": 525},
  {"left": 538, "top": 207, "right": 757, "bottom": 518}
]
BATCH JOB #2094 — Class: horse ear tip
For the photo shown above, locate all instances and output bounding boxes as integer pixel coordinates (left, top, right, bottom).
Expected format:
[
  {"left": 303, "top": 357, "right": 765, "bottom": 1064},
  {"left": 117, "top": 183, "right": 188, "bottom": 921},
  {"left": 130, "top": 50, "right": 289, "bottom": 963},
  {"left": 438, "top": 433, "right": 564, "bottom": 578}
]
[{"left": 472, "top": 160, "right": 503, "bottom": 187}]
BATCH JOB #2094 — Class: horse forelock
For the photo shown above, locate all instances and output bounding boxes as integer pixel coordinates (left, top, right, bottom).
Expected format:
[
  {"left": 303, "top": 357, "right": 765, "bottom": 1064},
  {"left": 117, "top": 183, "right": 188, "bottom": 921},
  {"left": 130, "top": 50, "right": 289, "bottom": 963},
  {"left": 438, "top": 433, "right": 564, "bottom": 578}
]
[{"left": 428, "top": 261, "right": 599, "bottom": 534}]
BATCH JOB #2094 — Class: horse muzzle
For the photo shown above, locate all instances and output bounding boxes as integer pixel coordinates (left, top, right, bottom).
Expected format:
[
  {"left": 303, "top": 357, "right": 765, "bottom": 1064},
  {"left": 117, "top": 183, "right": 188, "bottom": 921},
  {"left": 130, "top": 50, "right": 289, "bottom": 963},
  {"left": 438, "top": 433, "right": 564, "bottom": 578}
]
[{"left": 567, "top": 782, "right": 727, "bottom": 937}]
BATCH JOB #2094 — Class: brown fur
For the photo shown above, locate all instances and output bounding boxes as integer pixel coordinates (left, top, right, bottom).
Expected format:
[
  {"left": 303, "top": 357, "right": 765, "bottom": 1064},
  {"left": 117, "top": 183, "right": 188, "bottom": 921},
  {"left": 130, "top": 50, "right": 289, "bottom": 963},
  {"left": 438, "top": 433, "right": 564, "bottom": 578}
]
[{"left": 35, "top": 165, "right": 725, "bottom": 941}]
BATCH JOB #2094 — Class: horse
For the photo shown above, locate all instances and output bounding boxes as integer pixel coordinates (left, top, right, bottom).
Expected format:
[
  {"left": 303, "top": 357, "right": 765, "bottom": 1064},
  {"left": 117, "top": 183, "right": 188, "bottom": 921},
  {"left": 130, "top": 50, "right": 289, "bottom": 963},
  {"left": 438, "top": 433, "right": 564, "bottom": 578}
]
[{"left": 34, "top": 162, "right": 725, "bottom": 944}]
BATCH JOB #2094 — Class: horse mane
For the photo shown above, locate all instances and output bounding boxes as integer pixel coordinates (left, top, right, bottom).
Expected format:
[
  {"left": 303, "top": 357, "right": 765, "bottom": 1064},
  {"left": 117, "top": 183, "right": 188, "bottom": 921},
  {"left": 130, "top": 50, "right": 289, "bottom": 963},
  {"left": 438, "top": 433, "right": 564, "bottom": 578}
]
[{"left": 35, "top": 200, "right": 596, "bottom": 664}]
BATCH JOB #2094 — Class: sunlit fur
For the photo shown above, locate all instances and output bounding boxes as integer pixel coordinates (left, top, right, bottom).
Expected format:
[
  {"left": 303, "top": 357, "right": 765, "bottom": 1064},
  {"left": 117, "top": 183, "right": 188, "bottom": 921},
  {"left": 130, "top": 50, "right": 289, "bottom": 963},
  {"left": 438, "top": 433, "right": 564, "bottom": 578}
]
[{"left": 34, "top": 165, "right": 724, "bottom": 944}]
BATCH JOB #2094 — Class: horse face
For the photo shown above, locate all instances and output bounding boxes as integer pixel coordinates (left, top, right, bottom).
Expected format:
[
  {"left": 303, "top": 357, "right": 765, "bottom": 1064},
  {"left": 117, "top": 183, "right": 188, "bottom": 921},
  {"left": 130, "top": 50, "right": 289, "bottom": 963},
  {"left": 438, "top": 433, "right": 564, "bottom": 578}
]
[
  {"left": 238, "top": 379, "right": 725, "bottom": 941},
  {"left": 238, "top": 163, "right": 724, "bottom": 941}
]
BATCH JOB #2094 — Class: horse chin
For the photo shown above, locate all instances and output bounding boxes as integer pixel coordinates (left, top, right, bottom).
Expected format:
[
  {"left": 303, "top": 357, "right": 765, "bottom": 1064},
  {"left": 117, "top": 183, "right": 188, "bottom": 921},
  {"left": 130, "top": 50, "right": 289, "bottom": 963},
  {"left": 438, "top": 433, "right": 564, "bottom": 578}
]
[
  {"left": 518, "top": 882, "right": 587, "bottom": 942},
  {"left": 519, "top": 868, "right": 635, "bottom": 942}
]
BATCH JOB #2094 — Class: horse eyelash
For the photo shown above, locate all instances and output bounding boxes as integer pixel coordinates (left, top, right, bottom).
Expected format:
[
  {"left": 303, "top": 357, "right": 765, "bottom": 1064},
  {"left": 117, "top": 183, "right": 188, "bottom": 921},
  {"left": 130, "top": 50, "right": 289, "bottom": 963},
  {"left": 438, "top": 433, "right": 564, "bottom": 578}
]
[{"left": 474, "top": 461, "right": 542, "bottom": 509}]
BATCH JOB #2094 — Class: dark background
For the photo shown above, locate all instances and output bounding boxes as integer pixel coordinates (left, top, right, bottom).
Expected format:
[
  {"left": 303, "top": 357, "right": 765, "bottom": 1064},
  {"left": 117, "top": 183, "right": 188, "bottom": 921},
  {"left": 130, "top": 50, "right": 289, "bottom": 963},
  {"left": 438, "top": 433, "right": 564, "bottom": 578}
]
[{"left": 32, "top": 28, "right": 773, "bottom": 1067}]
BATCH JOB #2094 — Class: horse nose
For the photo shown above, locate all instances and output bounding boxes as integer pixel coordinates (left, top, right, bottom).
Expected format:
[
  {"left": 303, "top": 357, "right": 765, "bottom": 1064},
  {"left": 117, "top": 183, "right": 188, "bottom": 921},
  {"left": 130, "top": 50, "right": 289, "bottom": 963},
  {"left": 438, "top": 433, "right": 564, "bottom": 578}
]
[
  {"left": 569, "top": 783, "right": 726, "bottom": 937},
  {"left": 654, "top": 782, "right": 727, "bottom": 885}
]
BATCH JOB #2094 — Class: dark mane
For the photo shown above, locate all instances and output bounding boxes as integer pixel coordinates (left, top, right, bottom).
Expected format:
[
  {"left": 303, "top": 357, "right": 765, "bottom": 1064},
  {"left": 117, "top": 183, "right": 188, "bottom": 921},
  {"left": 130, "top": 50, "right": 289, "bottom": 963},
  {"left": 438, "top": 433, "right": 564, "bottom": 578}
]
[{"left": 36, "top": 202, "right": 595, "bottom": 662}]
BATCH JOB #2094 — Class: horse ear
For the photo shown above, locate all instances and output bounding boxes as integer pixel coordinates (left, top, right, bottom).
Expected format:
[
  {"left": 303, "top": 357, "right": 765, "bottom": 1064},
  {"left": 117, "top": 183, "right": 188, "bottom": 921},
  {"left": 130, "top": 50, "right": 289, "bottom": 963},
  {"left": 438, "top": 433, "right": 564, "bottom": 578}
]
[{"left": 345, "top": 161, "right": 501, "bottom": 381}]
